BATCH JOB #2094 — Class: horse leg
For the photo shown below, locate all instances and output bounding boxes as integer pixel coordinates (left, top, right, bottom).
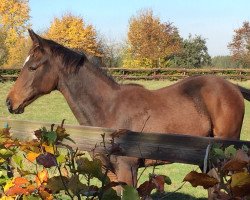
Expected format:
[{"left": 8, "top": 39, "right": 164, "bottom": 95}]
[
  {"left": 111, "top": 156, "right": 139, "bottom": 195},
  {"left": 207, "top": 105, "right": 244, "bottom": 199}
]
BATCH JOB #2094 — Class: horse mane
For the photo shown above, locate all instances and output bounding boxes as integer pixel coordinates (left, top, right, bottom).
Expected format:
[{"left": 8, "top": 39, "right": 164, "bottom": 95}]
[
  {"left": 43, "top": 38, "right": 86, "bottom": 72},
  {"left": 43, "top": 37, "right": 118, "bottom": 87}
]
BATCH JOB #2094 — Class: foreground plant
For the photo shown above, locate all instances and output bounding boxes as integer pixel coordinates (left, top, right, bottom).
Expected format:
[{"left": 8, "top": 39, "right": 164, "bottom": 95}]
[
  {"left": 184, "top": 144, "right": 250, "bottom": 199},
  {"left": 0, "top": 121, "right": 171, "bottom": 200}
]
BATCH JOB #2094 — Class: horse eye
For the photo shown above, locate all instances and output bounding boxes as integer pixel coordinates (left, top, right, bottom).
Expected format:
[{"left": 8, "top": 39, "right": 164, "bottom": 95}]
[{"left": 28, "top": 65, "right": 37, "bottom": 71}]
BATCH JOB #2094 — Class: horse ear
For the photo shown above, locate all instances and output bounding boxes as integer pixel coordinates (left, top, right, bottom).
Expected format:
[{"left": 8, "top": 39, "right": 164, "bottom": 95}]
[{"left": 28, "top": 29, "right": 42, "bottom": 45}]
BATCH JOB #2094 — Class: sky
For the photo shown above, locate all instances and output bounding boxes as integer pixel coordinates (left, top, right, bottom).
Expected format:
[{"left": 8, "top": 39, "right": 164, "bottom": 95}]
[{"left": 29, "top": 0, "right": 250, "bottom": 57}]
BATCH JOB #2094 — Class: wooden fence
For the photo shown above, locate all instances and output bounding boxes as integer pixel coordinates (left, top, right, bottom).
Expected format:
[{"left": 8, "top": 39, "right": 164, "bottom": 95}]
[
  {"left": 109, "top": 68, "right": 250, "bottom": 80},
  {"left": 1, "top": 68, "right": 250, "bottom": 81},
  {"left": 1, "top": 118, "right": 250, "bottom": 166}
]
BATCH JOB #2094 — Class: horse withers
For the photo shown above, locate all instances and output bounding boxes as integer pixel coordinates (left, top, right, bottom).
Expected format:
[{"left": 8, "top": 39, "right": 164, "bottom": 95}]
[{"left": 6, "top": 29, "right": 250, "bottom": 190}]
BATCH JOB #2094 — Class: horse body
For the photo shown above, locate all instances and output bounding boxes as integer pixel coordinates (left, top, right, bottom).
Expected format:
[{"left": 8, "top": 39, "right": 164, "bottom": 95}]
[
  {"left": 6, "top": 30, "right": 250, "bottom": 188},
  {"left": 59, "top": 64, "right": 243, "bottom": 139}
]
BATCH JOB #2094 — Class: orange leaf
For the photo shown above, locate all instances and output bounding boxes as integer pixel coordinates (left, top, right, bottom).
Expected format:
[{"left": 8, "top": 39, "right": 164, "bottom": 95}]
[
  {"left": 183, "top": 171, "right": 219, "bottom": 189},
  {"left": 27, "top": 152, "right": 40, "bottom": 162},
  {"left": 39, "top": 187, "right": 53, "bottom": 200},
  {"left": 5, "top": 186, "right": 28, "bottom": 196},
  {"left": 36, "top": 168, "right": 49, "bottom": 187},
  {"left": 26, "top": 184, "right": 36, "bottom": 193},
  {"left": 13, "top": 177, "right": 29, "bottom": 186},
  {"left": 5, "top": 177, "right": 32, "bottom": 196}
]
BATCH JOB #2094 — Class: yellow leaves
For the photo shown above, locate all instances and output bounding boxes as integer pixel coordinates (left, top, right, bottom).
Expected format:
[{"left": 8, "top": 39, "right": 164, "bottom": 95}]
[
  {"left": 127, "top": 9, "right": 181, "bottom": 67},
  {"left": 42, "top": 144, "right": 54, "bottom": 154},
  {"left": 3, "top": 180, "right": 15, "bottom": 193},
  {"left": 3, "top": 170, "right": 51, "bottom": 198},
  {"left": 35, "top": 168, "right": 49, "bottom": 187},
  {"left": 4, "top": 177, "right": 32, "bottom": 196},
  {"left": 0, "top": 0, "right": 30, "bottom": 67},
  {"left": 46, "top": 13, "right": 101, "bottom": 57},
  {"left": 0, "top": 196, "right": 15, "bottom": 200},
  {"left": 0, "top": 0, "right": 30, "bottom": 33},
  {"left": 231, "top": 172, "right": 250, "bottom": 197},
  {"left": 231, "top": 172, "right": 250, "bottom": 188}
]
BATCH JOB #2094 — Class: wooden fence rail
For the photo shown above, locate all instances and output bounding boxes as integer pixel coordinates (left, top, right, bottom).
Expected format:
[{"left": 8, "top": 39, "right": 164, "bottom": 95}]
[
  {"left": 1, "top": 118, "right": 250, "bottom": 166},
  {"left": 1, "top": 68, "right": 250, "bottom": 81}
]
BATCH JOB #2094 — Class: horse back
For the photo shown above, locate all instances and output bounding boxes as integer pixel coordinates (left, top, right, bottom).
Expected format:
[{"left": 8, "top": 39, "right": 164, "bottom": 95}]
[{"left": 114, "top": 75, "right": 244, "bottom": 139}]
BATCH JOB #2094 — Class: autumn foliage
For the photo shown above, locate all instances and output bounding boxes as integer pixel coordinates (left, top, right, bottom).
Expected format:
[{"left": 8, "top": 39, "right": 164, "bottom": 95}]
[
  {"left": 228, "top": 21, "right": 250, "bottom": 67},
  {"left": 0, "top": 122, "right": 173, "bottom": 200},
  {"left": 0, "top": 0, "right": 30, "bottom": 67},
  {"left": 184, "top": 144, "right": 250, "bottom": 199},
  {"left": 46, "top": 13, "right": 102, "bottom": 57},
  {"left": 125, "top": 9, "right": 181, "bottom": 68}
]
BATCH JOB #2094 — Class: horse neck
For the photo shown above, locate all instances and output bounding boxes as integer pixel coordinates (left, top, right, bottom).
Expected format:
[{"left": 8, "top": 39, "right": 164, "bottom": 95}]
[{"left": 57, "top": 61, "right": 120, "bottom": 126}]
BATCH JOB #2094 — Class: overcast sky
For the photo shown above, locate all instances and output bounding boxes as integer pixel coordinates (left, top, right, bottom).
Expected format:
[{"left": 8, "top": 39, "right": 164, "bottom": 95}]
[{"left": 29, "top": 0, "right": 250, "bottom": 56}]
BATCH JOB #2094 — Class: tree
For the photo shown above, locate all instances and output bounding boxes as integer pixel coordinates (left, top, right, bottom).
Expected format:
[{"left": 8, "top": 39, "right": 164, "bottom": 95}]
[
  {"left": 0, "top": 28, "right": 7, "bottom": 65},
  {"left": 122, "top": 44, "right": 154, "bottom": 68},
  {"left": 211, "top": 56, "right": 240, "bottom": 68},
  {"left": 46, "top": 13, "right": 101, "bottom": 56},
  {"left": 98, "top": 36, "right": 123, "bottom": 68},
  {"left": 171, "top": 35, "right": 211, "bottom": 68},
  {"left": 127, "top": 9, "right": 181, "bottom": 68},
  {"left": 0, "top": 0, "right": 30, "bottom": 67},
  {"left": 228, "top": 21, "right": 250, "bottom": 68},
  {"left": 0, "top": 0, "right": 30, "bottom": 34}
]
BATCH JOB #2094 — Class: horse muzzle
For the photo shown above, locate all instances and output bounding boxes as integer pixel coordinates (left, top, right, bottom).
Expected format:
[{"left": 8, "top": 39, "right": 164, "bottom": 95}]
[{"left": 6, "top": 98, "right": 24, "bottom": 114}]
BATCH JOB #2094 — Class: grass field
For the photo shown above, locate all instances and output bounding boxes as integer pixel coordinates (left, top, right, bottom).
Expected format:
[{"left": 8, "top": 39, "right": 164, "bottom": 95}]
[{"left": 0, "top": 80, "right": 249, "bottom": 199}]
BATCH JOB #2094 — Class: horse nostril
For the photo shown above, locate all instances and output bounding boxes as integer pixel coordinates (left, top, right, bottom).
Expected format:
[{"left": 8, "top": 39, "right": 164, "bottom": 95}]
[{"left": 6, "top": 98, "right": 13, "bottom": 112}]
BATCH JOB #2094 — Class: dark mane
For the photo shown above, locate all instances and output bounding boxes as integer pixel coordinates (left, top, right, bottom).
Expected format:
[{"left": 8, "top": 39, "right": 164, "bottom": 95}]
[
  {"left": 43, "top": 38, "right": 118, "bottom": 87},
  {"left": 43, "top": 38, "right": 86, "bottom": 72}
]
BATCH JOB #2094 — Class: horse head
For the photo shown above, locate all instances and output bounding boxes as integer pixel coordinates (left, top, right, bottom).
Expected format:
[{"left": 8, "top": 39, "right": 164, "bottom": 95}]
[{"left": 6, "top": 29, "right": 59, "bottom": 114}]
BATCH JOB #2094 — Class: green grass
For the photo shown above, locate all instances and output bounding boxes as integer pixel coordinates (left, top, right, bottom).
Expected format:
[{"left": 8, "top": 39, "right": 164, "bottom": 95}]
[
  {"left": 0, "top": 80, "right": 249, "bottom": 199},
  {"left": 0, "top": 82, "right": 78, "bottom": 124}
]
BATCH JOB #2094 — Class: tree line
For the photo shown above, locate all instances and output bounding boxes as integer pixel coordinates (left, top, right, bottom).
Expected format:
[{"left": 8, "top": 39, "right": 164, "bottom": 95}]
[{"left": 0, "top": 0, "right": 250, "bottom": 69}]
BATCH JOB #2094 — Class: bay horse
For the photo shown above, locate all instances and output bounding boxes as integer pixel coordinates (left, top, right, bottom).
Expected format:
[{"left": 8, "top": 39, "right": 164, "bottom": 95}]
[{"left": 6, "top": 29, "right": 250, "bottom": 188}]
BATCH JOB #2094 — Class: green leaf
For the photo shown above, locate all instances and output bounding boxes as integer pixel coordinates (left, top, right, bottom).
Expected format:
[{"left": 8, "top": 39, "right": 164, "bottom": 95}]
[
  {"left": 164, "top": 176, "right": 172, "bottom": 185},
  {"left": 4, "top": 123, "right": 9, "bottom": 129},
  {"left": 57, "top": 154, "right": 66, "bottom": 164},
  {"left": 12, "top": 154, "right": 23, "bottom": 169},
  {"left": 0, "top": 175, "right": 9, "bottom": 185},
  {"left": 122, "top": 185, "right": 140, "bottom": 200},
  {"left": 242, "top": 145, "right": 249, "bottom": 153},
  {"left": 102, "top": 188, "right": 120, "bottom": 200},
  {"left": 68, "top": 175, "right": 88, "bottom": 195},
  {"left": 76, "top": 158, "right": 106, "bottom": 182},
  {"left": 43, "top": 131, "right": 57, "bottom": 145},
  {"left": 224, "top": 145, "right": 236, "bottom": 158},
  {"left": 0, "top": 148, "right": 14, "bottom": 159},
  {"left": 46, "top": 176, "right": 69, "bottom": 193},
  {"left": 212, "top": 148, "right": 225, "bottom": 159}
]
